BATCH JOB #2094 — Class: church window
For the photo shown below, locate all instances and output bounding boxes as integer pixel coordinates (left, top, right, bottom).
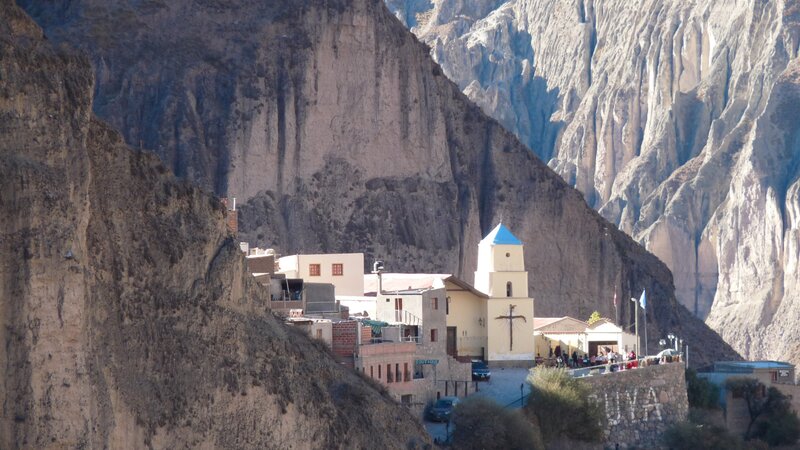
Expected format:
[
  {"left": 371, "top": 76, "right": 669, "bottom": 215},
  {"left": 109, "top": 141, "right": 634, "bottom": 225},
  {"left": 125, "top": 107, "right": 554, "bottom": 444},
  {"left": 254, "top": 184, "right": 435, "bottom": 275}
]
[
  {"left": 506, "top": 252, "right": 510, "bottom": 257},
  {"left": 506, "top": 282, "right": 513, "bottom": 297}
]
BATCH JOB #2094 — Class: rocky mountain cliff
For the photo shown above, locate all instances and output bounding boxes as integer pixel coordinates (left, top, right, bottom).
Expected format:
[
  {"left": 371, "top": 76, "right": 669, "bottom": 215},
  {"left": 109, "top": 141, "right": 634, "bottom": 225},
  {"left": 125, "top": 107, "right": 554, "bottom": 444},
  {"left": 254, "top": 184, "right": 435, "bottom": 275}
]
[
  {"left": 386, "top": 0, "right": 800, "bottom": 364},
  {"left": 0, "top": 3, "right": 428, "bottom": 447},
  {"left": 18, "top": 0, "right": 740, "bottom": 366}
]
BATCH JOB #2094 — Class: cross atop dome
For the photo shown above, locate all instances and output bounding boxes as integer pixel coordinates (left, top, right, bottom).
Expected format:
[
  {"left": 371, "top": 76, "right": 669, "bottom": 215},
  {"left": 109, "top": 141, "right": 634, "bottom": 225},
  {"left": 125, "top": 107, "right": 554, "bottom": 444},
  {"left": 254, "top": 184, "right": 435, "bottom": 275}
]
[{"left": 481, "top": 223, "right": 522, "bottom": 246}]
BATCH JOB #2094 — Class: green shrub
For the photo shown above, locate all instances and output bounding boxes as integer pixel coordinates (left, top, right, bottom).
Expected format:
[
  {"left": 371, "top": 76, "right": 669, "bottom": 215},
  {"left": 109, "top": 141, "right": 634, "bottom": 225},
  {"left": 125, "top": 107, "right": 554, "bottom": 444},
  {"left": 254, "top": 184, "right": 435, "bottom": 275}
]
[
  {"left": 664, "top": 420, "right": 747, "bottom": 450},
  {"left": 664, "top": 408, "right": 774, "bottom": 450},
  {"left": 757, "top": 387, "right": 800, "bottom": 446},
  {"left": 724, "top": 378, "right": 800, "bottom": 446},
  {"left": 525, "top": 368, "right": 602, "bottom": 443},
  {"left": 686, "top": 369, "right": 721, "bottom": 409},
  {"left": 450, "top": 397, "right": 542, "bottom": 450}
]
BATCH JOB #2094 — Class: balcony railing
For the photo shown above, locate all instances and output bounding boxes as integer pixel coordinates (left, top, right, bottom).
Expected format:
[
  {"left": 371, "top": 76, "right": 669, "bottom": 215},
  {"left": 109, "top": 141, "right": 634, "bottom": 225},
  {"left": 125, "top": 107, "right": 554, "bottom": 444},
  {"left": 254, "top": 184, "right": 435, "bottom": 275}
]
[{"left": 377, "top": 309, "right": 423, "bottom": 326}]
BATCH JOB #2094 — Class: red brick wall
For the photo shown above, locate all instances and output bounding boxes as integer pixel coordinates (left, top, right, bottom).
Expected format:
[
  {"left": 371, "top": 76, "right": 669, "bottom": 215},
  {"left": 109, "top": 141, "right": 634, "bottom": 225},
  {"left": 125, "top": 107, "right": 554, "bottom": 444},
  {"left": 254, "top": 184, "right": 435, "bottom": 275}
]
[
  {"left": 332, "top": 321, "right": 366, "bottom": 359},
  {"left": 226, "top": 209, "right": 238, "bottom": 235},
  {"left": 219, "top": 198, "right": 238, "bottom": 235},
  {"left": 361, "top": 325, "right": 372, "bottom": 343}
]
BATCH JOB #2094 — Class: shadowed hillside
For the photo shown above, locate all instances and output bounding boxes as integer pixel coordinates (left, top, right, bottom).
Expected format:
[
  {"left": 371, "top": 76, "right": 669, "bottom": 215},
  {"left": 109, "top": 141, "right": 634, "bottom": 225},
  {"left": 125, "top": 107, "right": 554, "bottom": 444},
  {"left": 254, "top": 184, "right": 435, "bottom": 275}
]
[{"left": 0, "top": 2, "right": 429, "bottom": 447}]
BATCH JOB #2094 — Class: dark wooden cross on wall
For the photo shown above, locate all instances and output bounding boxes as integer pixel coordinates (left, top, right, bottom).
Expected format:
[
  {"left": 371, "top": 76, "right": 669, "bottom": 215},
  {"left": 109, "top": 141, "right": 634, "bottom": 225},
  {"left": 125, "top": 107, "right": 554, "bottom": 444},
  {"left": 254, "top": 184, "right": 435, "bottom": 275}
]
[{"left": 495, "top": 304, "right": 527, "bottom": 351}]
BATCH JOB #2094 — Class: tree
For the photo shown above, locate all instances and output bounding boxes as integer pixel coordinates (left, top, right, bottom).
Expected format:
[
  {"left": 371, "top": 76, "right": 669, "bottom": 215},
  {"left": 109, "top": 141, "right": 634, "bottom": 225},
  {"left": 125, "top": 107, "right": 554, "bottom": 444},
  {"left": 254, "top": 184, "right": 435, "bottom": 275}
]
[
  {"left": 450, "top": 397, "right": 542, "bottom": 449},
  {"left": 685, "top": 369, "right": 721, "bottom": 409},
  {"left": 587, "top": 311, "right": 601, "bottom": 325},
  {"left": 725, "top": 377, "right": 767, "bottom": 440},
  {"left": 757, "top": 387, "right": 800, "bottom": 446},
  {"left": 526, "top": 367, "right": 602, "bottom": 443},
  {"left": 725, "top": 377, "right": 800, "bottom": 445}
]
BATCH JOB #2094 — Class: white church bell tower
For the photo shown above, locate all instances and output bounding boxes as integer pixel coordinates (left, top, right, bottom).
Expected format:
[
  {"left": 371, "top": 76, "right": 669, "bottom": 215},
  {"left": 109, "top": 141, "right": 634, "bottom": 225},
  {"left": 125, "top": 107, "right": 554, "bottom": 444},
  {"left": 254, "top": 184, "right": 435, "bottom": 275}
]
[{"left": 474, "top": 224, "right": 535, "bottom": 365}]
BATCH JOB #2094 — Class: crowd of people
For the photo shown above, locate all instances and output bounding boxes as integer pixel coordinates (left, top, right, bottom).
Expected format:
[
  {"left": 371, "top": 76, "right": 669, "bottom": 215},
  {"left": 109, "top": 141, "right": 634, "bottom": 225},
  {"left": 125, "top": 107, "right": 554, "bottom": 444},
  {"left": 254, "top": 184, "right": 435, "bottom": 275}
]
[{"left": 537, "top": 346, "right": 639, "bottom": 370}]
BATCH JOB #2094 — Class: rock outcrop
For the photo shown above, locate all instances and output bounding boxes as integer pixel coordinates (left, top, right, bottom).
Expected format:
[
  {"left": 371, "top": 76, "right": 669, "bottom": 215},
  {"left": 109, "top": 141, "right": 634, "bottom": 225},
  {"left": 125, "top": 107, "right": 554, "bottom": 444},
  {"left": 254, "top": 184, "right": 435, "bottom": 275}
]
[
  {"left": 18, "top": 0, "right": 740, "bottom": 366},
  {"left": 386, "top": 0, "right": 800, "bottom": 364},
  {"left": 0, "top": 2, "right": 429, "bottom": 447}
]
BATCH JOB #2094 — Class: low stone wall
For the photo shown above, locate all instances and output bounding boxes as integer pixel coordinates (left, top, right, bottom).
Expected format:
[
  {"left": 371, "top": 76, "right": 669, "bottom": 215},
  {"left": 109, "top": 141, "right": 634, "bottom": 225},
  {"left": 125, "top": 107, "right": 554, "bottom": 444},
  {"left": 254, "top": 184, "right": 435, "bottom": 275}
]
[{"left": 579, "top": 362, "right": 688, "bottom": 448}]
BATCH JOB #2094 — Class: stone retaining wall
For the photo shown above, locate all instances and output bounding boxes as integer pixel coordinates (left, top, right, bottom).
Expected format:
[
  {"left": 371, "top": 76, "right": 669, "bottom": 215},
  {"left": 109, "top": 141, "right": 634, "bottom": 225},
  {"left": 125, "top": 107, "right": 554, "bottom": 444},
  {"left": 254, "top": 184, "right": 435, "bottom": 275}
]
[{"left": 579, "top": 362, "right": 688, "bottom": 448}]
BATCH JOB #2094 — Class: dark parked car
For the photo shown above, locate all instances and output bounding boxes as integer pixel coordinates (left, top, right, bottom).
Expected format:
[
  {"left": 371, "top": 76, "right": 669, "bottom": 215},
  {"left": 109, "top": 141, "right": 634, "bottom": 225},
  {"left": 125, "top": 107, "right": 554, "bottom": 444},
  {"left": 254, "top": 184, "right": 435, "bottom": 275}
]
[
  {"left": 471, "top": 360, "right": 491, "bottom": 381},
  {"left": 426, "top": 396, "right": 460, "bottom": 422}
]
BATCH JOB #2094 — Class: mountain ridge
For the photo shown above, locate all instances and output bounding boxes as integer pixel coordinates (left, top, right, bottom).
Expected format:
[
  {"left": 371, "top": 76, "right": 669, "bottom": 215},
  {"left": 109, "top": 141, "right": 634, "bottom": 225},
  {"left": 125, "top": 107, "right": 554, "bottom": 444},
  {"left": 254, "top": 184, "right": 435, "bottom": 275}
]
[{"left": 18, "top": 0, "right": 740, "bottom": 366}]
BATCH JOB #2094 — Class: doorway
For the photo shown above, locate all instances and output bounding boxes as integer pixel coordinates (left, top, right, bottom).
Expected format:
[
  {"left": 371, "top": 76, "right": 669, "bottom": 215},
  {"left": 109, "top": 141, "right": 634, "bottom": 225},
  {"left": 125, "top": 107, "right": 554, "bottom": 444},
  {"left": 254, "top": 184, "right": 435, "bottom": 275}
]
[{"left": 447, "top": 327, "right": 457, "bottom": 357}]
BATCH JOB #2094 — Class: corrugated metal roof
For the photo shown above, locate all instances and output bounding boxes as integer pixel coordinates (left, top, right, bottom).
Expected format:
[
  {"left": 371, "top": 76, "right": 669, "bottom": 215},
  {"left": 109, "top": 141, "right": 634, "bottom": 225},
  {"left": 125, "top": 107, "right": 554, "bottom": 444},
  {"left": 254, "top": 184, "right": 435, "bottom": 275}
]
[{"left": 715, "top": 361, "right": 794, "bottom": 371}]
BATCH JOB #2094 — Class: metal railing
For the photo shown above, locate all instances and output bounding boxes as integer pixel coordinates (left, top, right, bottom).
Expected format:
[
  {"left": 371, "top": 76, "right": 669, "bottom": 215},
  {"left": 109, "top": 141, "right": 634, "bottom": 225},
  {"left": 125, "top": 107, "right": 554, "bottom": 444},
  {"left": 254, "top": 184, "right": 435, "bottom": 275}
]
[{"left": 567, "top": 355, "right": 683, "bottom": 378}]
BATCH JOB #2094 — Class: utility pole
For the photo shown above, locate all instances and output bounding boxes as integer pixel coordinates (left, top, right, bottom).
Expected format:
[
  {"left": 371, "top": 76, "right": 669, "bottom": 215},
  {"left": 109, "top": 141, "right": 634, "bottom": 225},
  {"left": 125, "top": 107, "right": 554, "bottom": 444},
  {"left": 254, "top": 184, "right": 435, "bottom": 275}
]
[{"left": 640, "top": 290, "right": 648, "bottom": 356}]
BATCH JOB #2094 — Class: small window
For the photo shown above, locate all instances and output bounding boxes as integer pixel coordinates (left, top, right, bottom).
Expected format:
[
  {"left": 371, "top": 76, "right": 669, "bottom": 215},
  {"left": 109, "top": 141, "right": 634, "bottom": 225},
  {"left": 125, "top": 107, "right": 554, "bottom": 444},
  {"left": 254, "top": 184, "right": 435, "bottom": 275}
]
[
  {"left": 370, "top": 366, "right": 374, "bottom": 378},
  {"left": 387, "top": 364, "right": 393, "bottom": 383},
  {"left": 309, "top": 264, "right": 321, "bottom": 276},
  {"left": 378, "top": 365, "right": 381, "bottom": 379},
  {"left": 315, "top": 329, "right": 322, "bottom": 339},
  {"left": 332, "top": 263, "right": 343, "bottom": 276},
  {"left": 506, "top": 252, "right": 511, "bottom": 257},
  {"left": 431, "top": 329, "right": 438, "bottom": 342},
  {"left": 446, "top": 297, "right": 450, "bottom": 315},
  {"left": 506, "top": 281, "right": 513, "bottom": 297},
  {"left": 432, "top": 297, "right": 438, "bottom": 310}
]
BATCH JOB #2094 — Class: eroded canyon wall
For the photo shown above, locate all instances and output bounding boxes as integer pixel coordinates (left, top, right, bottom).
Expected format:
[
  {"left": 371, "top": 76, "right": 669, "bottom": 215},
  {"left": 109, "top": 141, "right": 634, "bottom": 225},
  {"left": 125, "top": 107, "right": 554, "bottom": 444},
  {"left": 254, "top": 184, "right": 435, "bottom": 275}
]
[
  {"left": 0, "top": 2, "right": 428, "bottom": 447},
  {"left": 18, "top": 0, "right": 740, "bottom": 365},
  {"left": 386, "top": 0, "right": 800, "bottom": 363}
]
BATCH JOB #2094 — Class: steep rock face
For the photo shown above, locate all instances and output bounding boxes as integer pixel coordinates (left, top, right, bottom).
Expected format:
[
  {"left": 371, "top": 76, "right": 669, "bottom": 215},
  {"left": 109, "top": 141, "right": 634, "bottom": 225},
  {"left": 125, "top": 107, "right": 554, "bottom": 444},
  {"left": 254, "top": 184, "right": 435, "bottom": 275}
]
[
  {"left": 386, "top": 0, "right": 800, "bottom": 363},
  {"left": 0, "top": 3, "right": 428, "bottom": 447},
  {"left": 19, "top": 0, "right": 739, "bottom": 366}
]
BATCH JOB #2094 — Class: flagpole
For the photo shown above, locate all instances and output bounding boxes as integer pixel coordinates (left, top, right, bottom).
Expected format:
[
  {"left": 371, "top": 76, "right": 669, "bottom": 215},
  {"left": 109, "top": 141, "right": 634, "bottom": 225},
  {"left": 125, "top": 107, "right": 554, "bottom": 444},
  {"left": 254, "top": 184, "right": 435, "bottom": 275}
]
[
  {"left": 643, "top": 302, "right": 648, "bottom": 356},
  {"left": 631, "top": 297, "right": 642, "bottom": 357}
]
